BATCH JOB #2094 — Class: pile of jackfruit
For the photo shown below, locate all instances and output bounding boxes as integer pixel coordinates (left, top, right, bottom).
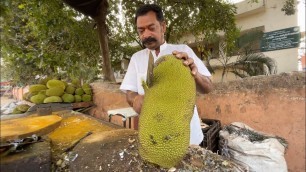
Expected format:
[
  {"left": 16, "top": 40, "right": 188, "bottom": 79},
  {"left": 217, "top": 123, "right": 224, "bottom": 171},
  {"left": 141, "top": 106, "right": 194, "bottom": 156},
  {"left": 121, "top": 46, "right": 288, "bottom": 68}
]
[{"left": 23, "top": 78, "right": 92, "bottom": 104}]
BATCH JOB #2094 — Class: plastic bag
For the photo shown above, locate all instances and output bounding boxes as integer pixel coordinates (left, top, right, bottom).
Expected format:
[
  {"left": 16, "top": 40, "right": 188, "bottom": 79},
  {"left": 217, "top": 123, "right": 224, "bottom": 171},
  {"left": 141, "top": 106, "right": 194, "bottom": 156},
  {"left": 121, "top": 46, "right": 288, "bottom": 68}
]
[{"left": 219, "top": 122, "right": 287, "bottom": 172}]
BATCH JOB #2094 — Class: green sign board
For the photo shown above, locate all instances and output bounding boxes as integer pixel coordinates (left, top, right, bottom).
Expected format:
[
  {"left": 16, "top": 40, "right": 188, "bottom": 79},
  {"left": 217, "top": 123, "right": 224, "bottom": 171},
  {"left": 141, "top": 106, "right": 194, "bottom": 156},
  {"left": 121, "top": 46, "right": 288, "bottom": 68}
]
[{"left": 260, "top": 26, "right": 300, "bottom": 52}]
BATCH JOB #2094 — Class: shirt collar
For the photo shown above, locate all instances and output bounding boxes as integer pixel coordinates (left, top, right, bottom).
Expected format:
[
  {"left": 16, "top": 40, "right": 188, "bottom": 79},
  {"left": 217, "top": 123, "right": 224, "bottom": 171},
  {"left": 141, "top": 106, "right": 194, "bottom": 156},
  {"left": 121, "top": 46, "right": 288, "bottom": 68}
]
[{"left": 147, "top": 42, "right": 168, "bottom": 57}]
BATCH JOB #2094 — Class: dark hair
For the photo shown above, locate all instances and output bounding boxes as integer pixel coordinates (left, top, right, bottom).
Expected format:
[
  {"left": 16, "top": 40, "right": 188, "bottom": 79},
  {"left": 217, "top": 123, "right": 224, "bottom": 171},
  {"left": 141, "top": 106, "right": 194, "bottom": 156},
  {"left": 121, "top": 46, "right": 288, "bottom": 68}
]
[{"left": 135, "top": 4, "right": 164, "bottom": 23}]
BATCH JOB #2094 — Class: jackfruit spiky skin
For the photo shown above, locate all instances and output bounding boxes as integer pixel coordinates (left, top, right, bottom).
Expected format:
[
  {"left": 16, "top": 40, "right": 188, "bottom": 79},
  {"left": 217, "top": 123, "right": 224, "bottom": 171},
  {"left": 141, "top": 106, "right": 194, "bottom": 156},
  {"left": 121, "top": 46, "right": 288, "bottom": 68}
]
[
  {"left": 83, "top": 88, "right": 92, "bottom": 95},
  {"left": 74, "top": 95, "right": 82, "bottom": 102},
  {"left": 62, "top": 93, "right": 75, "bottom": 103},
  {"left": 81, "top": 94, "right": 92, "bottom": 102},
  {"left": 12, "top": 108, "right": 22, "bottom": 114},
  {"left": 29, "top": 84, "right": 47, "bottom": 93},
  {"left": 71, "top": 78, "right": 81, "bottom": 88},
  {"left": 30, "top": 94, "right": 47, "bottom": 104},
  {"left": 65, "top": 84, "right": 76, "bottom": 94},
  {"left": 46, "top": 79, "right": 66, "bottom": 90},
  {"left": 16, "top": 104, "right": 31, "bottom": 112},
  {"left": 75, "top": 88, "right": 84, "bottom": 96},
  {"left": 82, "top": 83, "right": 90, "bottom": 89},
  {"left": 138, "top": 54, "right": 196, "bottom": 168},
  {"left": 46, "top": 87, "right": 65, "bottom": 97},
  {"left": 43, "top": 96, "right": 63, "bottom": 103}
]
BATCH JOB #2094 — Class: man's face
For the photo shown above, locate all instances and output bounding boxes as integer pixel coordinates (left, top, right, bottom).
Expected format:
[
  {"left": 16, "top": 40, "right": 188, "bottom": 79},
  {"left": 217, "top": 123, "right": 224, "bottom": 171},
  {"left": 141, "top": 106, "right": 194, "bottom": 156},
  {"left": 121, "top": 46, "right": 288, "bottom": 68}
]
[{"left": 136, "top": 11, "right": 166, "bottom": 50}]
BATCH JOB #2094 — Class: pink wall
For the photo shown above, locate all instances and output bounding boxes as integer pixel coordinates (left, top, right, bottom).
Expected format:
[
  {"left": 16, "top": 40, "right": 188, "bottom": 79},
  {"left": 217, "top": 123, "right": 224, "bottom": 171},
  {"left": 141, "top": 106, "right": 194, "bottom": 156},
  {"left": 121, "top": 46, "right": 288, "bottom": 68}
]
[{"left": 89, "top": 72, "right": 305, "bottom": 172}]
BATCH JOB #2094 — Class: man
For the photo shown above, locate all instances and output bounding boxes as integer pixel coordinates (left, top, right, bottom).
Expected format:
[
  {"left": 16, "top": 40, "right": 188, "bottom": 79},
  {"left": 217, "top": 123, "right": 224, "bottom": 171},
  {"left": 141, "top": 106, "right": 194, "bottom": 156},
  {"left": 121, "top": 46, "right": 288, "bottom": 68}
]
[{"left": 120, "top": 4, "right": 213, "bottom": 145}]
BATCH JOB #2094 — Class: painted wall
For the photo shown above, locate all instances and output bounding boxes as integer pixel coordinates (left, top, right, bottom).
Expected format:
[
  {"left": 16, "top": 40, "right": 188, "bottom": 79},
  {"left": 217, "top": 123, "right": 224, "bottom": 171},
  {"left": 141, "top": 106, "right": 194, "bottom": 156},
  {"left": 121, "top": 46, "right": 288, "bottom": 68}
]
[
  {"left": 236, "top": 0, "right": 300, "bottom": 73},
  {"left": 88, "top": 72, "right": 305, "bottom": 172}
]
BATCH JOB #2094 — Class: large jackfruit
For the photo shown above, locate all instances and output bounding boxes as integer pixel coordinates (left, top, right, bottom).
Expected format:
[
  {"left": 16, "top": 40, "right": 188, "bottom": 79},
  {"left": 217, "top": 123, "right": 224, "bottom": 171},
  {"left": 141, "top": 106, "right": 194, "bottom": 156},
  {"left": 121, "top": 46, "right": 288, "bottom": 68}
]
[
  {"left": 46, "top": 79, "right": 66, "bottom": 90},
  {"left": 138, "top": 54, "right": 196, "bottom": 168},
  {"left": 43, "top": 96, "right": 63, "bottom": 103},
  {"left": 46, "top": 87, "right": 65, "bottom": 97},
  {"left": 30, "top": 94, "right": 47, "bottom": 104},
  {"left": 29, "top": 84, "right": 47, "bottom": 93}
]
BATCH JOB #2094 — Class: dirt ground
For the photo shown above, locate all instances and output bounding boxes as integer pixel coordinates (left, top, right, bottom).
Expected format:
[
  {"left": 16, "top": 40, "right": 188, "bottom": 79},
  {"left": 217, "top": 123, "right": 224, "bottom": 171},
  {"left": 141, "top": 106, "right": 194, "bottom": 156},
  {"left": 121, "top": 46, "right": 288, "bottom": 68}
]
[{"left": 61, "top": 130, "right": 242, "bottom": 172}]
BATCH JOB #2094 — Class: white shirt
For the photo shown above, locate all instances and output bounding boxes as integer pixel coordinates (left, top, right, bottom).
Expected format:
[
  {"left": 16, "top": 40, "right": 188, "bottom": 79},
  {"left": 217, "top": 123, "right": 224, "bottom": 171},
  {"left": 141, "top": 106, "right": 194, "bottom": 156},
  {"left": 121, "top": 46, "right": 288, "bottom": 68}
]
[{"left": 120, "top": 42, "right": 211, "bottom": 145}]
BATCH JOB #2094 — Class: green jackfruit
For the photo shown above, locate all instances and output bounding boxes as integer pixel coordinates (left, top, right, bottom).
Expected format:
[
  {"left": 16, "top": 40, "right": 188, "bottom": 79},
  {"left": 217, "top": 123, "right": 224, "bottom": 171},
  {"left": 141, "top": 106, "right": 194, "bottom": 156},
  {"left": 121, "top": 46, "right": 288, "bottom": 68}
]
[
  {"left": 62, "top": 93, "right": 75, "bottom": 103},
  {"left": 38, "top": 90, "right": 46, "bottom": 95},
  {"left": 29, "top": 84, "right": 47, "bottom": 93},
  {"left": 82, "top": 83, "right": 90, "bottom": 89},
  {"left": 46, "top": 79, "right": 66, "bottom": 90},
  {"left": 83, "top": 88, "right": 92, "bottom": 95},
  {"left": 30, "top": 94, "right": 47, "bottom": 104},
  {"left": 43, "top": 96, "right": 63, "bottom": 103},
  {"left": 138, "top": 54, "right": 196, "bottom": 168},
  {"left": 16, "top": 104, "right": 31, "bottom": 112},
  {"left": 23, "top": 92, "right": 37, "bottom": 101},
  {"left": 46, "top": 87, "right": 65, "bottom": 97},
  {"left": 65, "top": 84, "right": 76, "bottom": 94},
  {"left": 81, "top": 94, "right": 92, "bottom": 102},
  {"left": 75, "top": 88, "right": 84, "bottom": 95},
  {"left": 12, "top": 108, "right": 22, "bottom": 114},
  {"left": 71, "top": 78, "right": 81, "bottom": 88},
  {"left": 74, "top": 95, "right": 82, "bottom": 102}
]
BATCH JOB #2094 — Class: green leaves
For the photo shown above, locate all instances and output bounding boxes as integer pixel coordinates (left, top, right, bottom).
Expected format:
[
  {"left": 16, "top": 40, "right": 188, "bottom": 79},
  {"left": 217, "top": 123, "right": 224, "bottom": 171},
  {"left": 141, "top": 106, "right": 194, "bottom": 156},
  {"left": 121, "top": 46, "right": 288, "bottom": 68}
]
[{"left": 1, "top": 0, "right": 100, "bottom": 85}]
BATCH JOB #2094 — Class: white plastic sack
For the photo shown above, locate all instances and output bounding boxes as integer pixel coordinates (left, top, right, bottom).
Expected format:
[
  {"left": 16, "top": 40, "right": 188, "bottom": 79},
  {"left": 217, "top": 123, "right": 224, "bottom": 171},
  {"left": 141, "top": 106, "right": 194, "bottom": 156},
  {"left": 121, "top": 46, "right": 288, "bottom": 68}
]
[{"left": 219, "top": 122, "right": 287, "bottom": 172}]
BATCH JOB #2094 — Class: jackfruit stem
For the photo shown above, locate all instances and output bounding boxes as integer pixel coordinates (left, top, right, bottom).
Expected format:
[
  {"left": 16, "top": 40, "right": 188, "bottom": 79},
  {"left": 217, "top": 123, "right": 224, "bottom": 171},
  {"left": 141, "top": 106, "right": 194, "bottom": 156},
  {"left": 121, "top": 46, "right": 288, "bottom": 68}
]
[{"left": 141, "top": 80, "right": 149, "bottom": 93}]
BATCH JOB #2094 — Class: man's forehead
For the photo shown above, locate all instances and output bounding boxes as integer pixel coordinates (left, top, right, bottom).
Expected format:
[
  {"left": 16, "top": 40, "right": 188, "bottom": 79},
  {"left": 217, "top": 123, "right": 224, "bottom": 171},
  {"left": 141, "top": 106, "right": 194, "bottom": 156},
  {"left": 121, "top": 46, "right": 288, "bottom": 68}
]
[{"left": 136, "top": 11, "right": 158, "bottom": 25}]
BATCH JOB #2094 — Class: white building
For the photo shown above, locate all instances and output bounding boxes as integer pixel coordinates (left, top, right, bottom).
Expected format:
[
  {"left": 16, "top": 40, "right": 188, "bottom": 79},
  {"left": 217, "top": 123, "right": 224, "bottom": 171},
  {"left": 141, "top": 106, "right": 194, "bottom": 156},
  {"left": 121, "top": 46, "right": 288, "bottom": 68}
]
[{"left": 181, "top": 0, "right": 305, "bottom": 82}]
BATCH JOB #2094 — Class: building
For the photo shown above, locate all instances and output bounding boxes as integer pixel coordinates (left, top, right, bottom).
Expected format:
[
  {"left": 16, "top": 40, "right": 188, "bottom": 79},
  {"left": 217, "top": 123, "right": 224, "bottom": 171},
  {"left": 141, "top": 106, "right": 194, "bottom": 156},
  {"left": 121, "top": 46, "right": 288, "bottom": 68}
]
[{"left": 180, "top": 0, "right": 305, "bottom": 82}]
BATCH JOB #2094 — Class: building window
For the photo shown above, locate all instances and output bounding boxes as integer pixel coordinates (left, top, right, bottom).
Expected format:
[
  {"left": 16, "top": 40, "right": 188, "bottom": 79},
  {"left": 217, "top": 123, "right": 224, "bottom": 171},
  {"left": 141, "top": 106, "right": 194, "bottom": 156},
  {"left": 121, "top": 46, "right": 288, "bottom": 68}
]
[{"left": 236, "top": 26, "right": 265, "bottom": 55}]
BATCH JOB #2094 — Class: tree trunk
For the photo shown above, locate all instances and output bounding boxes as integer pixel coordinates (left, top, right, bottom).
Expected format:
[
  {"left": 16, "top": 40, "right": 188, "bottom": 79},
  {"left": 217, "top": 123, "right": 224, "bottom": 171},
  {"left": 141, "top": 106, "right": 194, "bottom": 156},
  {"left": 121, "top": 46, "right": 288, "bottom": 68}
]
[{"left": 94, "top": 0, "right": 116, "bottom": 82}]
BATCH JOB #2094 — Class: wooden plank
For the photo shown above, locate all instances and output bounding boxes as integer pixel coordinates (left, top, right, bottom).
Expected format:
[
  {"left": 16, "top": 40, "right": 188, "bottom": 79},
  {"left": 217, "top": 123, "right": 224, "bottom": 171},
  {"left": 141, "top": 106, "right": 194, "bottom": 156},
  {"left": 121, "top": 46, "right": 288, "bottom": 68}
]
[{"left": 0, "top": 115, "right": 62, "bottom": 142}]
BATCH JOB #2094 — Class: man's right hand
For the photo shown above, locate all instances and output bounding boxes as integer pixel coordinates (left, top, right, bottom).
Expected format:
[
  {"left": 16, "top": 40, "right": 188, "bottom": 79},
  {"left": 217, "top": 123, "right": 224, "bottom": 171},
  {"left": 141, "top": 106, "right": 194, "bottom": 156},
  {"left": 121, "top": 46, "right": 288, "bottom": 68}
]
[
  {"left": 132, "top": 95, "right": 144, "bottom": 114},
  {"left": 126, "top": 91, "right": 144, "bottom": 114}
]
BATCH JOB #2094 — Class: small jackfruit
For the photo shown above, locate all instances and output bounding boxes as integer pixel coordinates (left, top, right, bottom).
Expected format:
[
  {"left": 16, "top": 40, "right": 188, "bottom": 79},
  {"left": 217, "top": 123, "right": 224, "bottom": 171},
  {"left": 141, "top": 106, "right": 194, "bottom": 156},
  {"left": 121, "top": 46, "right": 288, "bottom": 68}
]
[
  {"left": 74, "top": 95, "right": 82, "bottom": 102},
  {"left": 43, "top": 96, "right": 63, "bottom": 103},
  {"left": 16, "top": 104, "right": 31, "bottom": 112},
  {"left": 82, "top": 83, "right": 90, "bottom": 89},
  {"left": 71, "top": 78, "right": 81, "bottom": 88},
  {"left": 46, "top": 79, "right": 66, "bottom": 90},
  {"left": 30, "top": 94, "right": 47, "bottom": 104},
  {"left": 138, "top": 54, "right": 196, "bottom": 168},
  {"left": 75, "top": 88, "right": 84, "bottom": 96},
  {"left": 83, "top": 88, "right": 92, "bottom": 95},
  {"left": 65, "top": 84, "right": 76, "bottom": 94},
  {"left": 62, "top": 93, "right": 75, "bottom": 103},
  {"left": 29, "top": 84, "right": 47, "bottom": 93},
  {"left": 46, "top": 87, "right": 65, "bottom": 97},
  {"left": 12, "top": 108, "right": 22, "bottom": 114},
  {"left": 81, "top": 94, "right": 92, "bottom": 102}
]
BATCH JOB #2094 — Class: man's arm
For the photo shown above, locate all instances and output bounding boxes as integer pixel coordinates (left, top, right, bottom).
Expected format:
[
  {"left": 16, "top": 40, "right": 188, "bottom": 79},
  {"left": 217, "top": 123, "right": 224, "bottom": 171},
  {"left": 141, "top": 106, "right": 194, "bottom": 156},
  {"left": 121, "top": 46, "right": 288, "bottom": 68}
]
[
  {"left": 126, "top": 90, "right": 144, "bottom": 114},
  {"left": 194, "top": 73, "right": 213, "bottom": 94}
]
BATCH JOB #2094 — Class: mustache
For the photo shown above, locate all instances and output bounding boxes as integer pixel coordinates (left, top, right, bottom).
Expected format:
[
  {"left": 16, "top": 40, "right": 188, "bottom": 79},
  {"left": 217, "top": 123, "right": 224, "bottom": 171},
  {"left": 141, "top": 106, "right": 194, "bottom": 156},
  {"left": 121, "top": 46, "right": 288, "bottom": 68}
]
[{"left": 142, "top": 37, "right": 157, "bottom": 45}]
